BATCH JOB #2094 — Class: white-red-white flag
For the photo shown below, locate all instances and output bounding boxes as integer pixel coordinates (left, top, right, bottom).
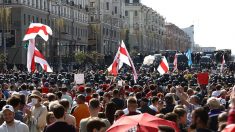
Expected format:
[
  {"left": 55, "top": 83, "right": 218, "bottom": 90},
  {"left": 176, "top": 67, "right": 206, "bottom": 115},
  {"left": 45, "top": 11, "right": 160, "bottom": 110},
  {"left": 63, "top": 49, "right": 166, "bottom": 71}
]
[
  {"left": 27, "top": 39, "right": 53, "bottom": 73},
  {"left": 220, "top": 55, "right": 225, "bottom": 72},
  {"left": 173, "top": 54, "right": 177, "bottom": 72},
  {"left": 157, "top": 56, "right": 169, "bottom": 75},
  {"left": 108, "top": 41, "right": 138, "bottom": 82},
  {"left": 23, "top": 23, "right": 52, "bottom": 41}
]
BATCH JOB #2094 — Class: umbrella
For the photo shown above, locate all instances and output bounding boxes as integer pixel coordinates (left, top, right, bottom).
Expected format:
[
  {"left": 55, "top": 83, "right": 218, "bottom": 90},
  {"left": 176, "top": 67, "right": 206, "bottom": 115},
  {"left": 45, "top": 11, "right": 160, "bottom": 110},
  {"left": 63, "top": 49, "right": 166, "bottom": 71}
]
[
  {"left": 222, "top": 124, "right": 235, "bottom": 132},
  {"left": 107, "top": 113, "right": 179, "bottom": 132}
]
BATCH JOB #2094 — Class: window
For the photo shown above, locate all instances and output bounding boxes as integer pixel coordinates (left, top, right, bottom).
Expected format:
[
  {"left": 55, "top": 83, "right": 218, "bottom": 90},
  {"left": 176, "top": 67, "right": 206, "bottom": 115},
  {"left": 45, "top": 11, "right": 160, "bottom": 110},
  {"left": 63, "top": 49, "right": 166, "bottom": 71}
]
[
  {"left": 115, "top": 6, "right": 117, "bottom": 14},
  {"left": 125, "top": 11, "right": 128, "bottom": 16},
  {"left": 125, "top": 0, "right": 129, "bottom": 3},
  {"left": 103, "top": 27, "right": 105, "bottom": 35},
  {"left": 135, "top": 11, "right": 138, "bottom": 16},
  {"left": 36, "top": 17, "right": 39, "bottom": 22},
  {"left": 106, "top": 2, "right": 109, "bottom": 10},
  {"left": 32, "top": 16, "right": 34, "bottom": 22}
]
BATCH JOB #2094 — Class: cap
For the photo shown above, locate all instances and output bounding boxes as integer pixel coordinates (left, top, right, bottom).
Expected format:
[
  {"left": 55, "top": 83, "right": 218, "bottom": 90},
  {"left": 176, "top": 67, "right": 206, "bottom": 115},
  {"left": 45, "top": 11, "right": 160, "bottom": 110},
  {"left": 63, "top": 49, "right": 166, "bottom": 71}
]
[{"left": 2, "top": 105, "right": 14, "bottom": 113}]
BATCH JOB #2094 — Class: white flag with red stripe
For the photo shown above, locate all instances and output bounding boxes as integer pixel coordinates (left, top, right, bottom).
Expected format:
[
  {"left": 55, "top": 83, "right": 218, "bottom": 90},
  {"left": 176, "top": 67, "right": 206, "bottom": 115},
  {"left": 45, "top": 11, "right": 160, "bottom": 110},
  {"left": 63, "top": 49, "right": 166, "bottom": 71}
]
[
  {"left": 27, "top": 39, "right": 53, "bottom": 72},
  {"left": 220, "top": 55, "right": 225, "bottom": 72},
  {"left": 108, "top": 41, "right": 138, "bottom": 82},
  {"left": 173, "top": 54, "right": 177, "bottom": 72},
  {"left": 157, "top": 56, "right": 169, "bottom": 75},
  {"left": 23, "top": 23, "right": 52, "bottom": 41}
]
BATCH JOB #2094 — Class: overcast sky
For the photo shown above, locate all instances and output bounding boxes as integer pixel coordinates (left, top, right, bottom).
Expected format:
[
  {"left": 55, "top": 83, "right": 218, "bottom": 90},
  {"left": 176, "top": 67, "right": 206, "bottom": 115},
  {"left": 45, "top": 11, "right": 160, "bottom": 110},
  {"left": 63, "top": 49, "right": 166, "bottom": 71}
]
[{"left": 142, "top": 0, "right": 235, "bottom": 54}]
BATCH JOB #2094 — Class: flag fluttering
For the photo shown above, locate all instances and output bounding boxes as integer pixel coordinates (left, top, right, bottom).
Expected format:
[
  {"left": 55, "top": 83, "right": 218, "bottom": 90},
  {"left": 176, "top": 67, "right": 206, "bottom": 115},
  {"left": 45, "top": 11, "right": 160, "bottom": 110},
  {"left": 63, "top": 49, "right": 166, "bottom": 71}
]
[
  {"left": 24, "top": 23, "right": 53, "bottom": 73},
  {"left": 108, "top": 41, "right": 138, "bottom": 83},
  {"left": 143, "top": 55, "right": 155, "bottom": 66},
  {"left": 157, "top": 56, "right": 169, "bottom": 75},
  {"left": 27, "top": 39, "right": 53, "bottom": 72},
  {"left": 23, "top": 23, "right": 52, "bottom": 41},
  {"left": 186, "top": 49, "right": 192, "bottom": 66}
]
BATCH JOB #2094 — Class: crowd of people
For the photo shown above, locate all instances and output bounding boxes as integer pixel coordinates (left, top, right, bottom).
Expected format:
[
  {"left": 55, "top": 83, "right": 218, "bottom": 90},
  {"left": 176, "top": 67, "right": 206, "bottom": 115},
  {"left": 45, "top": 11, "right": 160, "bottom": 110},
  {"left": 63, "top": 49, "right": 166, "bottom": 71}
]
[{"left": 0, "top": 65, "right": 235, "bottom": 132}]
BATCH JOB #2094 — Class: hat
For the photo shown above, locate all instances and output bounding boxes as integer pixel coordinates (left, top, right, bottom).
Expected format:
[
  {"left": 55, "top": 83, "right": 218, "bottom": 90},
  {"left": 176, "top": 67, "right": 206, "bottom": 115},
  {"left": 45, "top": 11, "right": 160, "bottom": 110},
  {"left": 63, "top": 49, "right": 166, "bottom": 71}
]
[
  {"left": 30, "top": 90, "right": 42, "bottom": 101},
  {"left": 2, "top": 105, "right": 14, "bottom": 113}
]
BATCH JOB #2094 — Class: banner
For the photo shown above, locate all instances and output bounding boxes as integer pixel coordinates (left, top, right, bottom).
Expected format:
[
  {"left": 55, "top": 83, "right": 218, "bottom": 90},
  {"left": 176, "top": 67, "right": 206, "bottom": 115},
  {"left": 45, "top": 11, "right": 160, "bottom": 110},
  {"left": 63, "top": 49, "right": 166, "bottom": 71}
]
[
  {"left": 197, "top": 72, "right": 209, "bottom": 85},
  {"left": 74, "top": 74, "right": 85, "bottom": 84}
]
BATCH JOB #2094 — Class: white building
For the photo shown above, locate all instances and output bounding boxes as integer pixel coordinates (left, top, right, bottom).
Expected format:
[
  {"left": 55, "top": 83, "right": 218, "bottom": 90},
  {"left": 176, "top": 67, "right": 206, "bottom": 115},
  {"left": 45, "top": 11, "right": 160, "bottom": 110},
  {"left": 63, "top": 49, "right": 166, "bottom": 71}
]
[{"left": 182, "top": 25, "right": 195, "bottom": 51}]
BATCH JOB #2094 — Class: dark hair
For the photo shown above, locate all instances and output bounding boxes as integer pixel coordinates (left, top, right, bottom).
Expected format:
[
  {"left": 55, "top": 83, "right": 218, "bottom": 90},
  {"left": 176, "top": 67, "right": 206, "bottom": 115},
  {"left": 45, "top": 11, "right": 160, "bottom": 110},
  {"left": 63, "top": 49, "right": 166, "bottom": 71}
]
[
  {"left": 55, "top": 91, "right": 62, "bottom": 100},
  {"left": 151, "top": 96, "right": 159, "bottom": 104},
  {"left": 59, "top": 99, "right": 70, "bottom": 109},
  {"left": 21, "top": 84, "right": 27, "bottom": 90},
  {"left": 48, "top": 94, "right": 56, "bottom": 102},
  {"left": 158, "top": 125, "right": 175, "bottom": 132},
  {"left": 89, "top": 98, "right": 100, "bottom": 109},
  {"left": 85, "top": 87, "right": 92, "bottom": 93},
  {"left": 77, "top": 94, "right": 85, "bottom": 102},
  {"left": 52, "top": 104, "right": 65, "bottom": 119},
  {"left": 165, "top": 95, "right": 174, "bottom": 105},
  {"left": 113, "top": 89, "right": 119, "bottom": 96},
  {"left": 86, "top": 118, "right": 106, "bottom": 132},
  {"left": 98, "top": 112, "right": 106, "bottom": 118},
  {"left": 164, "top": 112, "right": 178, "bottom": 123},
  {"left": 173, "top": 108, "right": 186, "bottom": 118},
  {"left": 193, "top": 107, "right": 209, "bottom": 125},
  {"left": 61, "top": 87, "right": 68, "bottom": 92},
  {"left": 7, "top": 95, "right": 21, "bottom": 108}
]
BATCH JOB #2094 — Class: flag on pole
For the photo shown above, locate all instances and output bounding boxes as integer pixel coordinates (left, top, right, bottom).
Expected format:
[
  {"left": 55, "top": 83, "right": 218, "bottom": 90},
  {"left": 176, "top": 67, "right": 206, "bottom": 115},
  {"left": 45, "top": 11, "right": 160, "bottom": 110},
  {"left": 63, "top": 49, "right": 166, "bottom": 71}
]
[
  {"left": 108, "top": 41, "right": 138, "bottom": 83},
  {"left": 186, "top": 49, "right": 192, "bottom": 66},
  {"left": 157, "top": 56, "right": 169, "bottom": 75},
  {"left": 220, "top": 54, "right": 225, "bottom": 72},
  {"left": 23, "top": 23, "right": 52, "bottom": 41},
  {"left": 27, "top": 39, "right": 53, "bottom": 72}
]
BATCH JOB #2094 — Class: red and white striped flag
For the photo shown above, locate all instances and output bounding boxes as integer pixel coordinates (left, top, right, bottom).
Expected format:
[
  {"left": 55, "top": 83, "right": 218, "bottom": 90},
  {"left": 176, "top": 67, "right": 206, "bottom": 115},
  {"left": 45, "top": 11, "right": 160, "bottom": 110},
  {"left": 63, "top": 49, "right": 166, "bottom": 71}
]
[
  {"left": 108, "top": 41, "right": 138, "bottom": 82},
  {"left": 23, "top": 23, "right": 52, "bottom": 41},
  {"left": 173, "top": 54, "right": 177, "bottom": 72},
  {"left": 157, "top": 56, "right": 169, "bottom": 75},
  {"left": 27, "top": 39, "right": 53, "bottom": 72},
  {"left": 220, "top": 55, "right": 225, "bottom": 72}
]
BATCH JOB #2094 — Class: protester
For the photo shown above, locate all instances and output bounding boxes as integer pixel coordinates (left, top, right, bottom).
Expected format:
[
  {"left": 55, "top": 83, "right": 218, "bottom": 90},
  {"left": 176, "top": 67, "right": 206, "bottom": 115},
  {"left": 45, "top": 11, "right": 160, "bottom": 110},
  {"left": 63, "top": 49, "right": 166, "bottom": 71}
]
[
  {"left": 43, "top": 104, "right": 75, "bottom": 132},
  {"left": 0, "top": 105, "right": 29, "bottom": 132}
]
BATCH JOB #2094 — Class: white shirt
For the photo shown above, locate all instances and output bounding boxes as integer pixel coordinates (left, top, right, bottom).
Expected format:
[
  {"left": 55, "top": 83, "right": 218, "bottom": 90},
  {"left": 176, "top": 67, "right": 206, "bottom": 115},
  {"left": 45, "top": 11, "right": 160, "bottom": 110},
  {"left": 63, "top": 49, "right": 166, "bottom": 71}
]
[
  {"left": 149, "top": 105, "right": 158, "bottom": 112},
  {"left": 123, "top": 108, "right": 141, "bottom": 115},
  {"left": 0, "top": 120, "right": 29, "bottom": 132}
]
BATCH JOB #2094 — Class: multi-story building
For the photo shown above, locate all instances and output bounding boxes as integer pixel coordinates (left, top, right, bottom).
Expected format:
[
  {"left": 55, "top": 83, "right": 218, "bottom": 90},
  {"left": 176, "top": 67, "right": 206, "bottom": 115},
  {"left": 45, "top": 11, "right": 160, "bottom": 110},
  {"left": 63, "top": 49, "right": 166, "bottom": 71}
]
[
  {"left": 182, "top": 25, "right": 194, "bottom": 51},
  {"left": 0, "top": 0, "right": 89, "bottom": 70},
  {"left": 165, "top": 23, "right": 191, "bottom": 52},
  {"left": 88, "top": 0, "right": 125, "bottom": 64},
  {"left": 124, "top": 0, "right": 165, "bottom": 54}
]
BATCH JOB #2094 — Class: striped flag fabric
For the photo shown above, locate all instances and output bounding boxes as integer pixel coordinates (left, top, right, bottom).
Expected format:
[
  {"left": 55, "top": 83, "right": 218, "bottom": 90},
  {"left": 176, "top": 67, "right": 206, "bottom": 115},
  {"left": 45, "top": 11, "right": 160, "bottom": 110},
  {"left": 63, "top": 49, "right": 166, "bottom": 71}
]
[
  {"left": 157, "top": 56, "right": 169, "bottom": 75},
  {"left": 23, "top": 23, "right": 52, "bottom": 41},
  {"left": 27, "top": 39, "right": 53, "bottom": 72},
  {"left": 108, "top": 41, "right": 138, "bottom": 83}
]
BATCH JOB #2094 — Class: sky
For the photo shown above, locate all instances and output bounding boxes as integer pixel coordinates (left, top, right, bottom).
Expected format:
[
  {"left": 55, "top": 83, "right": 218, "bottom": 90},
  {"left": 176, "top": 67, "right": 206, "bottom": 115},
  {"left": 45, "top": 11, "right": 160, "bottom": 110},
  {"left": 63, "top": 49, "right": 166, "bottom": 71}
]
[{"left": 142, "top": 0, "right": 235, "bottom": 54}]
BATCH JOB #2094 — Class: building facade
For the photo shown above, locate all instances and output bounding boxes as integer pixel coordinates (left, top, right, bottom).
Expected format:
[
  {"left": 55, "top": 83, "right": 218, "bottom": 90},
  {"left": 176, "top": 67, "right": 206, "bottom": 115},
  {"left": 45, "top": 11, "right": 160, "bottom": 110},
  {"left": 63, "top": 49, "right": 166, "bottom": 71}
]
[
  {"left": 0, "top": 0, "right": 89, "bottom": 70},
  {"left": 124, "top": 0, "right": 165, "bottom": 54},
  {"left": 165, "top": 23, "right": 191, "bottom": 52},
  {"left": 182, "top": 25, "right": 194, "bottom": 51}
]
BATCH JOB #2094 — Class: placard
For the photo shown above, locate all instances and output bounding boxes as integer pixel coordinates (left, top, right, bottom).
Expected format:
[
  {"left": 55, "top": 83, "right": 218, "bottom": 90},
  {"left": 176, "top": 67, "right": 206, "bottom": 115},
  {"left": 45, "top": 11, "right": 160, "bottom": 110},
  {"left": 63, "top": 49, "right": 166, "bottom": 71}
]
[
  {"left": 197, "top": 72, "right": 209, "bottom": 85},
  {"left": 74, "top": 74, "right": 85, "bottom": 84}
]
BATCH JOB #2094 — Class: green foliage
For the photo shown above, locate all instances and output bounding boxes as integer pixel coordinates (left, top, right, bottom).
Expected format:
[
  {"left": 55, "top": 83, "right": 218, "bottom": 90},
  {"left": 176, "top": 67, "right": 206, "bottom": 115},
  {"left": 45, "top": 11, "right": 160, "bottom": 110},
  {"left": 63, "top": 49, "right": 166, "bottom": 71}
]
[
  {"left": 0, "top": 53, "right": 6, "bottom": 64},
  {"left": 74, "top": 51, "right": 87, "bottom": 64}
]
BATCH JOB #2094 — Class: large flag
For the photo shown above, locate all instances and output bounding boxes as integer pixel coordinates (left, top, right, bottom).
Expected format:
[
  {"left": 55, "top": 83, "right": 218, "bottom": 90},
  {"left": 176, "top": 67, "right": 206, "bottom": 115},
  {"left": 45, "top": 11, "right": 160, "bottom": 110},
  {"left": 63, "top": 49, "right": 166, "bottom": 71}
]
[
  {"left": 23, "top": 23, "right": 52, "bottom": 41},
  {"left": 108, "top": 41, "right": 138, "bottom": 82},
  {"left": 27, "top": 39, "right": 53, "bottom": 72},
  {"left": 173, "top": 53, "right": 177, "bottom": 72},
  {"left": 157, "top": 56, "right": 169, "bottom": 75},
  {"left": 220, "top": 54, "right": 225, "bottom": 72},
  {"left": 186, "top": 49, "right": 192, "bottom": 66}
]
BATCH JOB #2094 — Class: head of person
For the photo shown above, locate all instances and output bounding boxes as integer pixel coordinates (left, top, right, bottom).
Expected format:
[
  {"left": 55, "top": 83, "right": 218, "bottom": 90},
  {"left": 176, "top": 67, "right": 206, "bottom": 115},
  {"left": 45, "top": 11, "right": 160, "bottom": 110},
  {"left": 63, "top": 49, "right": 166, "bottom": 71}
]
[
  {"left": 190, "top": 107, "right": 209, "bottom": 129},
  {"left": 7, "top": 95, "right": 21, "bottom": 110},
  {"left": 89, "top": 98, "right": 101, "bottom": 114},
  {"left": 216, "top": 84, "right": 222, "bottom": 91},
  {"left": 158, "top": 125, "right": 175, "bottom": 132},
  {"left": 189, "top": 95, "right": 200, "bottom": 105},
  {"left": 59, "top": 99, "right": 70, "bottom": 111},
  {"left": 52, "top": 104, "right": 65, "bottom": 120},
  {"left": 207, "top": 97, "right": 220, "bottom": 110},
  {"left": 85, "top": 87, "right": 92, "bottom": 95},
  {"left": 151, "top": 96, "right": 159, "bottom": 106},
  {"left": 61, "top": 87, "right": 68, "bottom": 93},
  {"left": 165, "top": 94, "right": 174, "bottom": 105},
  {"left": 114, "top": 110, "right": 124, "bottom": 121},
  {"left": 46, "top": 112, "right": 56, "bottom": 125},
  {"left": 140, "top": 97, "right": 149, "bottom": 107},
  {"left": 1, "top": 105, "right": 15, "bottom": 124},
  {"left": 86, "top": 118, "right": 106, "bottom": 132},
  {"left": 77, "top": 94, "right": 86, "bottom": 104},
  {"left": 164, "top": 112, "right": 178, "bottom": 125},
  {"left": 173, "top": 108, "right": 187, "bottom": 125},
  {"left": 112, "top": 89, "right": 119, "bottom": 97},
  {"left": 47, "top": 93, "right": 56, "bottom": 102},
  {"left": 30, "top": 90, "right": 42, "bottom": 106},
  {"left": 127, "top": 97, "right": 138, "bottom": 112}
]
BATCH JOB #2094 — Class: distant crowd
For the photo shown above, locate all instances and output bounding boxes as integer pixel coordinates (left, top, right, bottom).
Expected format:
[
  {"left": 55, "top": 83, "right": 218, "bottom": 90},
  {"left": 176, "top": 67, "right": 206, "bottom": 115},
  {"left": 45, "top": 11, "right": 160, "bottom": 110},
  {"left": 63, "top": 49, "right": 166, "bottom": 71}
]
[{"left": 0, "top": 65, "right": 235, "bottom": 132}]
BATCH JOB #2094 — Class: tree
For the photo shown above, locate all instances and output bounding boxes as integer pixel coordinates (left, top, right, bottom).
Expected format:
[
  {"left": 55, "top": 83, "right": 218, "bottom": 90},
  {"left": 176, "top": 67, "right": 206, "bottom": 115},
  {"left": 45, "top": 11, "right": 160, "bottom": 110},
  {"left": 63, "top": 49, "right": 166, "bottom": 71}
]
[
  {"left": 74, "top": 51, "right": 87, "bottom": 65},
  {"left": 0, "top": 53, "right": 6, "bottom": 68}
]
